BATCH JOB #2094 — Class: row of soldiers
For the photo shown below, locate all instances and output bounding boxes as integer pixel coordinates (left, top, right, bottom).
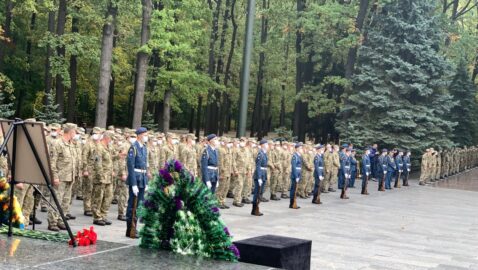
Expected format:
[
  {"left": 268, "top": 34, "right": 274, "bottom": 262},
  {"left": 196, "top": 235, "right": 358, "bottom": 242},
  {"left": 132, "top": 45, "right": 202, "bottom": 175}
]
[{"left": 419, "top": 147, "right": 478, "bottom": 185}]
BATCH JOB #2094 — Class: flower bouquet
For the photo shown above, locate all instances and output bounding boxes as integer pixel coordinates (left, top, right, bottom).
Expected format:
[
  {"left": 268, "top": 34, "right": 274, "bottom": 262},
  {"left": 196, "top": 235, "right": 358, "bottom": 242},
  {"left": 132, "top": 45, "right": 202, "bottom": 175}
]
[{"left": 0, "top": 177, "right": 25, "bottom": 229}]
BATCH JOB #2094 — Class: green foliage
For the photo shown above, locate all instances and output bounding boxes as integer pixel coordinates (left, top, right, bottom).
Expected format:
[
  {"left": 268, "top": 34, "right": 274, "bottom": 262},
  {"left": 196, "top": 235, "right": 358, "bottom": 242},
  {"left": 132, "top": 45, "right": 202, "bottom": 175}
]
[
  {"left": 336, "top": 0, "right": 457, "bottom": 152},
  {"left": 139, "top": 160, "right": 239, "bottom": 262},
  {"left": 0, "top": 73, "right": 15, "bottom": 119},
  {"left": 34, "top": 91, "right": 66, "bottom": 124},
  {"left": 142, "top": 111, "right": 158, "bottom": 131},
  {"left": 449, "top": 58, "right": 478, "bottom": 146}
]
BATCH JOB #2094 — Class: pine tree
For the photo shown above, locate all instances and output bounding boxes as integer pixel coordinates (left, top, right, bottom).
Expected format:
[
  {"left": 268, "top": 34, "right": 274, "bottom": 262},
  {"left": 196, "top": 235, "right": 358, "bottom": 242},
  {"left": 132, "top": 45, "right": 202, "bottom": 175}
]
[
  {"left": 34, "top": 91, "right": 66, "bottom": 124},
  {"left": 0, "top": 91, "right": 15, "bottom": 119},
  {"left": 449, "top": 59, "right": 478, "bottom": 146},
  {"left": 142, "top": 111, "right": 158, "bottom": 131},
  {"left": 336, "top": 0, "right": 456, "bottom": 152}
]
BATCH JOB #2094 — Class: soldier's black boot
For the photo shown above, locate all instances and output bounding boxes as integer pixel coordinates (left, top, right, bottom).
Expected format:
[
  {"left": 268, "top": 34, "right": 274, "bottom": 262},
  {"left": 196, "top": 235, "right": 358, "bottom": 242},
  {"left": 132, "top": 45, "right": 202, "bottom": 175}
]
[
  {"left": 312, "top": 195, "right": 321, "bottom": 204},
  {"left": 270, "top": 194, "right": 280, "bottom": 201}
]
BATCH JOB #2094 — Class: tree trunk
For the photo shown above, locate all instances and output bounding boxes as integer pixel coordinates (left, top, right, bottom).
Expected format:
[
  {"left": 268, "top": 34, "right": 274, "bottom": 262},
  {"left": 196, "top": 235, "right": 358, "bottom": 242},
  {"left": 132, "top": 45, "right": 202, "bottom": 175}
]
[
  {"left": 163, "top": 84, "right": 172, "bottom": 133},
  {"left": 94, "top": 3, "right": 118, "bottom": 128},
  {"left": 44, "top": 11, "right": 55, "bottom": 104},
  {"left": 0, "top": 0, "right": 13, "bottom": 71},
  {"left": 67, "top": 11, "right": 79, "bottom": 122},
  {"left": 132, "top": 0, "right": 153, "bottom": 129},
  {"left": 204, "top": 0, "right": 222, "bottom": 135},
  {"left": 55, "top": 0, "right": 67, "bottom": 117},
  {"left": 251, "top": 0, "right": 269, "bottom": 137},
  {"left": 344, "top": 0, "right": 369, "bottom": 79},
  {"left": 217, "top": 0, "right": 231, "bottom": 136},
  {"left": 195, "top": 96, "right": 203, "bottom": 139},
  {"left": 188, "top": 107, "right": 195, "bottom": 133},
  {"left": 279, "top": 84, "right": 286, "bottom": 127}
]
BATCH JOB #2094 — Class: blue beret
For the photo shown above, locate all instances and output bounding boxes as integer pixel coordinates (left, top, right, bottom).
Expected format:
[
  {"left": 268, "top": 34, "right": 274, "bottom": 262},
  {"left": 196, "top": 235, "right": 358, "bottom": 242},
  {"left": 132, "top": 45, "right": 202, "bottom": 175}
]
[
  {"left": 382, "top": 148, "right": 388, "bottom": 153},
  {"left": 259, "top": 139, "right": 268, "bottom": 145},
  {"left": 136, "top": 127, "right": 148, "bottom": 135},
  {"left": 207, "top": 134, "right": 217, "bottom": 141},
  {"left": 315, "top": 144, "right": 324, "bottom": 149},
  {"left": 341, "top": 143, "right": 349, "bottom": 149},
  {"left": 295, "top": 142, "right": 303, "bottom": 148}
]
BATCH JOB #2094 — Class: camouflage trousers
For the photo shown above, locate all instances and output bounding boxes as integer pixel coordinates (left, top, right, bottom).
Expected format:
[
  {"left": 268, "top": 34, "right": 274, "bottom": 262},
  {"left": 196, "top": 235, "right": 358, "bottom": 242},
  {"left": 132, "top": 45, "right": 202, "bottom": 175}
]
[
  {"left": 419, "top": 168, "right": 430, "bottom": 184},
  {"left": 116, "top": 179, "right": 128, "bottom": 216},
  {"left": 91, "top": 182, "right": 113, "bottom": 221},
  {"left": 232, "top": 173, "right": 245, "bottom": 204},
  {"left": 269, "top": 171, "right": 281, "bottom": 195},
  {"left": 72, "top": 175, "right": 83, "bottom": 199},
  {"left": 298, "top": 172, "right": 312, "bottom": 197},
  {"left": 16, "top": 185, "right": 34, "bottom": 227},
  {"left": 40, "top": 185, "right": 50, "bottom": 209},
  {"left": 216, "top": 176, "right": 231, "bottom": 205},
  {"left": 242, "top": 174, "right": 252, "bottom": 199},
  {"left": 280, "top": 172, "right": 290, "bottom": 194},
  {"left": 82, "top": 176, "right": 93, "bottom": 212},
  {"left": 323, "top": 168, "right": 338, "bottom": 191},
  {"left": 47, "top": 181, "right": 73, "bottom": 226}
]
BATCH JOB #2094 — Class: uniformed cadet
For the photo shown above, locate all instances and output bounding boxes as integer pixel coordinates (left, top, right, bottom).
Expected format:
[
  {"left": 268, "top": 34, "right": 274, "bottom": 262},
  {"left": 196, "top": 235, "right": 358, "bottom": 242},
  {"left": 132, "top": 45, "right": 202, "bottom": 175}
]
[
  {"left": 201, "top": 134, "right": 220, "bottom": 193},
  {"left": 378, "top": 149, "right": 388, "bottom": 191},
  {"left": 394, "top": 150, "right": 404, "bottom": 188},
  {"left": 81, "top": 127, "right": 102, "bottom": 216},
  {"left": 242, "top": 140, "right": 254, "bottom": 204},
  {"left": 289, "top": 143, "right": 303, "bottom": 209},
  {"left": 339, "top": 148, "right": 352, "bottom": 199},
  {"left": 269, "top": 142, "right": 282, "bottom": 201},
  {"left": 402, "top": 150, "right": 411, "bottom": 186},
  {"left": 232, "top": 138, "right": 247, "bottom": 207},
  {"left": 217, "top": 138, "right": 233, "bottom": 209},
  {"left": 251, "top": 139, "right": 268, "bottom": 216},
  {"left": 41, "top": 122, "right": 61, "bottom": 212},
  {"left": 114, "top": 133, "right": 128, "bottom": 221},
  {"left": 361, "top": 148, "right": 371, "bottom": 195},
  {"left": 298, "top": 146, "right": 313, "bottom": 199},
  {"left": 47, "top": 123, "right": 77, "bottom": 232},
  {"left": 385, "top": 150, "right": 396, "bottom": 190},
  {"left": 126, "top": 127, "right": 149, "bottom": 238},
  {"left": 91, "top": 131, "right": 115, "bottom": 226},
  {"left": 312, "top": 144, "right": 324, "bottom": 205},
  {"left": 181, "top": 134, "right": 198, "bottom": 176},
  {"left": 279, "top": 143, "right": 291, "bottom": 199},
  {"left": 349, "top": 149, "right": 358, "bottom": 188},
  {"left": 161, "top": 133, "right": 177, "bottom": 164}
]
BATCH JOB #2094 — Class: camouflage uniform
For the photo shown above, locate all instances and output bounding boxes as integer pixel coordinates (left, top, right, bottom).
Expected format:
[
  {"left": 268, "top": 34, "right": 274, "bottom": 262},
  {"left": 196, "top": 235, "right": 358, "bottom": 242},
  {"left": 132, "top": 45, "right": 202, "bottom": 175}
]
[
  {"left": 181, "top": 143, "right": 198, "bottom": 176},
  {"left": 242, "top": 146, "right": 254, "bottom": 201},
  {"left": 419, "top": 150, "right": 430, "bottom": 185},
  {"left": 280, "top": 146, "right": 291, "bottom": 197},
  {"left": 269, "top": 146, "right": 282, "bottom": 199},
  {"left": 232, "top": 144, "right": 247, "bottom": 205},
  {"left": 48, "top": 137, "right": 77, "bottom": 227},
  {"left": 91, "top": 142, "right": 114, "bottom": 222},
  {"left": 217, "top": 144, "right": 233, "bottom": 207}
]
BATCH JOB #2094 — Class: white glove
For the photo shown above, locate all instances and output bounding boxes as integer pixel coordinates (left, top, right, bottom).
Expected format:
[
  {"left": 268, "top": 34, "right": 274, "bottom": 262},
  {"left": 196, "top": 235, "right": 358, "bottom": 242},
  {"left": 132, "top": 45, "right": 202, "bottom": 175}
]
[
  {"left": 206, "top": 181, "right": 212, "bottom": 189},
  {"left": 383, "top": 171, "right": 386, "bottom": 174},
  {"left": 366, "top": 172, "right": 370, "bottom": 176},
  {"left": 216, "top": 181, "right": 220, "bottom": 188},
  {"left": 132, "top": 185, "right": 139, "bottom": 196},
  {"left": 319, "top": 176, "right": 324, "bottom": 181},
  {"left": 145, "top": 185, "right": 149, "bottom": 192},
  {"left": 258, "top": 179, "right": 263, "bottom": 186},
  {"left": 407, "top": 169, "right": 410, "bottom": 172},
  {"left": 399, "top": 170, "right": 403, "bottom": 173},
  {"left": 295, "top": 178, "right": 299, "bottom": 183},
  {"left": 345, "top": 174, "right": 349, "bottom": 178}
]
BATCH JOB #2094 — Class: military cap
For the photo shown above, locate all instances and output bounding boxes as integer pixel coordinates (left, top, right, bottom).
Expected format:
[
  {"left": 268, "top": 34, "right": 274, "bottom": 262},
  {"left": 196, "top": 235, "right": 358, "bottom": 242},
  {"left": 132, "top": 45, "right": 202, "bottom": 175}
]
[
  {"left": 92, "top": 127, "right": 102, "bottom": 134},
  {"left": 207, "top": 134, "right": 217, "bottom": 141},
  {"left": 107, "top": 125, "right": 115, "bottom": 131},
  {"left": 382, "top": 148, "right": 388, "bottom": 153},
  {"left": 115, "top": 128, "right": 123, "bottom": 134},
  {"left": 50, "top": 123, "right": 62, "bottom": 130},
  {"left": 259, "top": 139, "right": 268, "bottom": 145},
  {"left": 341, "top": 143, "right": 349, "bottom": 149},
  {"left": 295, "top": 142, "right": 303, "bottom": 148},
  {"left": 187, "top": 133, "right": 197, "bottom": 140},
  {"left": 315, "top": 144, "right": 324, "bottom": 149},
  {"left": 136, "top": 127, "right": 148, "bottom": 135},
  {"left": 103, "top": 130, "right": 115, "bottom": 138}
]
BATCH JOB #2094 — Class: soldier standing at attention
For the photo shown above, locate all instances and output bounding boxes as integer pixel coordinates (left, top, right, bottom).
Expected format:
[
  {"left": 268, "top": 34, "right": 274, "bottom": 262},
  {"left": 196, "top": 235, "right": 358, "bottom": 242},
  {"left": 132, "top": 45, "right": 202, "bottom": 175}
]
[
  {"left": 361, "top": 148, "right": 371, "bottom": 195},
  {"left": 126, "top": 127, "right": 149, "bottom": 238},
  {"left": 92, "top": 131, "right": 115, "bottom": 226},
  {"left": 47, "top": 123, "right": 77, "bottom": 232},
  {"left": 385, "top": 150, "right": 397, "bottom": 190},
  {"left": 251, "top": 139, "right": 269, "bottom": 216},
  {"left": 217, "top": 138, "right": 233, "bottom": 209},
  {"left": 394, "top": 149, "right": 404, "bottom": 188},
  {"left": 290, "top": 143, "right": 303, "bottom": 209},
  {"left": 181, "top": 134, "right": 198, "bottom": 176},
  {"left": 378, "top": 149, "right": 388, "bottom": 191},
  {"left": 242, "top": 140, "right": 254, "bottom": 204},
  {"left": 161, "top": 133, "right": 177, "bottom": 164},
  {"left": 232, "top": 138, "right": 247, "bottom": 207},
  {"left": 269, "top": 142, "right": 282, "bottom": 201},
  {"left": 201, "top": 134, "right": 220, "bottom": 193},
  {"left": 402, "top": 150, "right": 411, "bottom": 186},
  {"left": 82, "top": 127, "right": 102, "bottom": 216},
  {"left": 349, "top": 149, "right": 358, "bottom": 188},
  {"left": 339, "top": 148, "right": 352, "bottom": 199},
  {"left": 312, "top": 144, "right": 325, "bottom": 205}
]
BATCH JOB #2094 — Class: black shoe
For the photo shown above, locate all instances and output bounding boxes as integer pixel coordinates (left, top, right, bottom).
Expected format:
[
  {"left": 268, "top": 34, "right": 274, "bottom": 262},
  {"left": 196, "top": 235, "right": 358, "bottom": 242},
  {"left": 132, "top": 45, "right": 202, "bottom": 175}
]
[
  {"left": 226, "top": 192, "right": 234, "bottom": 199},
  {"left": 260, "top": 197, "right": 269, "bottom": 202},
  {"left": 270, "top": 194, "right": 280, "bottom": 201},
  {"left": 328, "top": 188, "right": 336, "bottom": 192},
  {"left": 218, "top": 204, "right": 226, "bottom": 209},
  {"left": 84, "top": 211, "right": 93, "bottom": 216},
  {"left": 223, "top": 204, "right": 230, "bottom": 209},
  {"left": 233, "top": 202, "right": 244, "bottom": 207},
  {"left": 104, "top": 219, "right": 112, "bottom": 225},
  {"left": 242, "top": 198, "right": 252, "bottom": 204},
  {"left": 93, "top": 220, "right": 106, "bottom": 226},
  {"left": 66, "top": 214, "right": 76, "bottom": 220},
  {"left": 118, "top": 215, "right": 127, "bottom": 221},
  {"left": 48, "top": 225, "right": 60, "bottom": 232},
  {"left": 41, "top": 206, "right": 47, "bottom": 213},
  {"left": 76, "top": 196, "right": 83, "bottom": 200},
  {"left": 58, "top": 223, "right": 67, "bottom": 230},
  {"left": 281, "top": 193, "right": 290, "bottom": 199},
  {"left": 111, "top": 199, "right": 118, "bottom": 205},
  {"left": 29, "top": 216, "right": 42, "bottom": 225}
]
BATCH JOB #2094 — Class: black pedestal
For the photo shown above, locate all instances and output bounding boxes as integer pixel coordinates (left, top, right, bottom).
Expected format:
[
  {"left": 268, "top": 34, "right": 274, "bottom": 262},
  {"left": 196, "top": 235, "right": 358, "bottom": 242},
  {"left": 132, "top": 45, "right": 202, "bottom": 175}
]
[{"left": 234, "top": 235, "right": 312, "bottom": 270}]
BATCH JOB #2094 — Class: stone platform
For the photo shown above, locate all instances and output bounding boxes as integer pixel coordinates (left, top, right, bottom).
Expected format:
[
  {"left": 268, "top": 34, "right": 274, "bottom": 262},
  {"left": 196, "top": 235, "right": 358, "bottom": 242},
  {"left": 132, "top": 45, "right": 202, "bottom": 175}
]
[{"left": 0, "top": 235, "right": 270, "bottom": 270}]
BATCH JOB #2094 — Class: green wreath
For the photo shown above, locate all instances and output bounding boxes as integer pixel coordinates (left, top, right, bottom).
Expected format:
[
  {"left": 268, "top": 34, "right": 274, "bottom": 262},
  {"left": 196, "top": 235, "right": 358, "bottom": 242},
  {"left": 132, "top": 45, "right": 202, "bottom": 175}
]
[{"left": 139, "top": 160, "right": 239, "bottom": 262}]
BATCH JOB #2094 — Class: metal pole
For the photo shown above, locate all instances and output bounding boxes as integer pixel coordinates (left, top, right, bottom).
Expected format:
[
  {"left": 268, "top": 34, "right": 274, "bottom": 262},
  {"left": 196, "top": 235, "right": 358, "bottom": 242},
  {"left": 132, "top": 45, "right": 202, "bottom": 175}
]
[{"left": 236, "top": 0, "right": 256, "bottom": 138}]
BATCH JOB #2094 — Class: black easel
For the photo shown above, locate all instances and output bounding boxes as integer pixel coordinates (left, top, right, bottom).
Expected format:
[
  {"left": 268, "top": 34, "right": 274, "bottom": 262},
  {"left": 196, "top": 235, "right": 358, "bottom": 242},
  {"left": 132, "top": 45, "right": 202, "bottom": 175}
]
[{"left": 0, "top": 119, "right": 76, "bottom": 247}]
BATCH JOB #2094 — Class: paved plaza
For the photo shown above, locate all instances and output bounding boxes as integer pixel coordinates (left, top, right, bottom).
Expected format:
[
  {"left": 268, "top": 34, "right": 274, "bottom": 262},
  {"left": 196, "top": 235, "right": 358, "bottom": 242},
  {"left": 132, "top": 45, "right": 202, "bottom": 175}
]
[{"left": 6, "top": 170, "right": 478, "bottom": 270}]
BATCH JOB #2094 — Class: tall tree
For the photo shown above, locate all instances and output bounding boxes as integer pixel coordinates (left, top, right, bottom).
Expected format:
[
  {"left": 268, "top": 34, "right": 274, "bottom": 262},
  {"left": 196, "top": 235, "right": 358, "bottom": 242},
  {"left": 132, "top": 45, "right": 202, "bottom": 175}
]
[
  {"left": 95, "top": 2, "right": 118, "bottom": 128},
  {"left": 132, "top": 0, "right": 153, "bottom": 128},
  {"left": 336, "top": 0, "right": 456, "bottom": 152},
  {"left": 55, "top": 0, "right": 67, "bottom": 116},
  {"left": 293, "top": 0, "right": 307, "bottom": 142}
]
